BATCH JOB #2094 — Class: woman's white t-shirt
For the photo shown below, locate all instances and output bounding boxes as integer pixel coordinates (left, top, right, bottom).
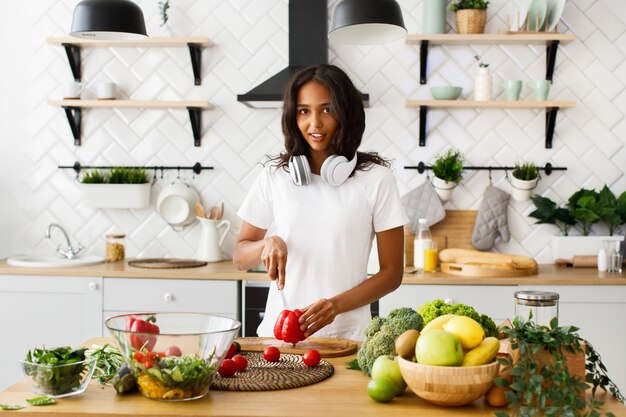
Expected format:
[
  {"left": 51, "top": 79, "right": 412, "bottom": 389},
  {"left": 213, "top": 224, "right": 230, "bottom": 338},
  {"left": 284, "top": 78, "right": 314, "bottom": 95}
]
[{"left": 237, "top": 162, "right": 408, "bottom": 341}]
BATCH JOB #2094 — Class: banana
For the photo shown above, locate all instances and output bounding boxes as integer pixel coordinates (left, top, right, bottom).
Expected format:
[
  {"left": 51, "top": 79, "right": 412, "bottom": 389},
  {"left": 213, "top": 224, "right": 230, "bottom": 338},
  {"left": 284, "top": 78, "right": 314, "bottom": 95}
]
[
  {"left": 462, "top": 337, "right": 500, "bottom": 366},
  {"left": 422, "top": 314, "right": 456, "bottom": 332}
]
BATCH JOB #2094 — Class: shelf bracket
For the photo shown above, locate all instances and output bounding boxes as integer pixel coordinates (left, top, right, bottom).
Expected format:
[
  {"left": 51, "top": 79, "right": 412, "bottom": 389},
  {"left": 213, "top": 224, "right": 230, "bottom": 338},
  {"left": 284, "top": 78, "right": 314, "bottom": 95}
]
[
  {"left": 419, "top": 105, "right": 428, "bottom": 146},
  {"left": 546, "top": 40, "right": 560, "bottom": 82},
  {"left": 63, "top": 44, "right": 81, "bottom": 82},
  {"left": 187, "top": 107, "right": 202, "bottom": 146},
  {"left": 188, "top": 43, "right": 202, "bottom": 85},
  {"left": 545, "top": 106, "right": 559, "bottom": 149},
  {"left": 62, "top": 106, "right": 82, "bottom": 146},
  {"left": 420, "top": 40, "right": 429, "bottom": 85}
]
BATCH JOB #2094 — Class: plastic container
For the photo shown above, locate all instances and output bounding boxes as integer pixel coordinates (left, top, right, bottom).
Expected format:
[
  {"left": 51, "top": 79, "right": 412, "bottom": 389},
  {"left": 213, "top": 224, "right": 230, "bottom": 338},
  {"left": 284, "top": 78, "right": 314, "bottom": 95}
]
[
  {"left": 514, "top": 290, "right": 559, "bottom": 327},
  {"left": 597, "top": 248, "right": 608, "bottom": 272},
  {"left": 413, "top": 218, "right": 432, "bottom": 273},
  {"left": 105, "top": 233, "right": 125, "bottom": 263}
]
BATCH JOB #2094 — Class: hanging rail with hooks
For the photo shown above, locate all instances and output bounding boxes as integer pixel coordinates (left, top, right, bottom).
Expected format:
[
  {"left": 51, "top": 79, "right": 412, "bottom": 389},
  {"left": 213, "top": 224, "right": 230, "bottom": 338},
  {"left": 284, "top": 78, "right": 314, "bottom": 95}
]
[
  {"left": 404, "top": 162, "right": 566, "bottom": 175},
  {"left": 58, "top": 161, "right": 214, "bottom": 176}
]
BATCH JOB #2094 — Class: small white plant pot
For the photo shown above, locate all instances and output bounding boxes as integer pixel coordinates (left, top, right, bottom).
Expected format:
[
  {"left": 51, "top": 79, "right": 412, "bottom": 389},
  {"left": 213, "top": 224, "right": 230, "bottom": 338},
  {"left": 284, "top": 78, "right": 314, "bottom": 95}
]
[
  {"left": 509, "top": 176, "right": 539, "bottom": 202},
  {"left": 80, "top": 183, "right": 152, "bottom": 209},
  {"left": 432, "top": 176, "right": 456, "bottom": 201}
]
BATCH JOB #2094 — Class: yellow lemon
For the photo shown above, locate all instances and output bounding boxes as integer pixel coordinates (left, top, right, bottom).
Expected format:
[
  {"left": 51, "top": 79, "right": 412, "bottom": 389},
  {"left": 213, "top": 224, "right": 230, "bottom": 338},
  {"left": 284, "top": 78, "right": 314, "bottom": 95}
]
[
  {"left": 422, "top": 314, "right": 456, "bottom": 332},
  {"left": 442, "top": 316, "right": 485, "bottom": 349}
]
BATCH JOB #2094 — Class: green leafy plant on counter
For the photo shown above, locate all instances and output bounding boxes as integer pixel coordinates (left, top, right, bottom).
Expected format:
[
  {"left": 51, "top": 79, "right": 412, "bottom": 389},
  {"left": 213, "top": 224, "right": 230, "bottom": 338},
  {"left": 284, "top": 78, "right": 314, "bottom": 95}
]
[
  {"left": 512, "top": 162, "right": 540, "bottom": 181},
  {"left": 496, "top": 316, "right": 622, "bottom": 417},
  {"left": 530, "top": 186, "right": 626, "bottom": 236},
  {"left": 432, "top": 149, "right": 464, "bottom": 184},
  {"left": 80, "top": 168, "right": 150, "bottom": 185},
  {"left": 450, "top": 0, "right": 489, "bottom": 12}
]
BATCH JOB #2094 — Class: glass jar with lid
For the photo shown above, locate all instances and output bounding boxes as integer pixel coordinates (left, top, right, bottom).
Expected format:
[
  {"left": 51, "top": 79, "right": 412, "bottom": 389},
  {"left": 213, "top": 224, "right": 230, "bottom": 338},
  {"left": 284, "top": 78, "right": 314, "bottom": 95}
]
[
  {"left": 514, "top": 290, "right": 559, "bottom": 327},
  {"left": 105, "top": 233, "right": 126, "bottom": 263}
]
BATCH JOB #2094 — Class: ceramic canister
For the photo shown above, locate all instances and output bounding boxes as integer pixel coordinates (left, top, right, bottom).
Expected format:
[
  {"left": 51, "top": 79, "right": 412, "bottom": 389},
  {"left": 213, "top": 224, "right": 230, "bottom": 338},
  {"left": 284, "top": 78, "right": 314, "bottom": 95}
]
[{"left": 423, "top": 0, "right": 446, "bottom": 34}]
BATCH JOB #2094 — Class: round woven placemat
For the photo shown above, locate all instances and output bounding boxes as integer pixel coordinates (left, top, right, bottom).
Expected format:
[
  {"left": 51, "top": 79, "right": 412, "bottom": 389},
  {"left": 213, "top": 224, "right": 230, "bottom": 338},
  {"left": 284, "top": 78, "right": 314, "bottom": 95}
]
[
  {"left": 211, "top": 352, "right": 334, "bottom": 391},
  {"left": 128, "top": 258, "right": 207, "bottom": 269}
]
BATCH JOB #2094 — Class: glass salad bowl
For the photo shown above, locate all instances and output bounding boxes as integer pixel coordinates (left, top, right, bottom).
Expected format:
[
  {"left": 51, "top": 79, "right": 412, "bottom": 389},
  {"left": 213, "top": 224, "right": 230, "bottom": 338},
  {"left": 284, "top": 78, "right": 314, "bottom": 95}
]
[{"left": 105, "top": 312, "right": 241, "bottom": 401}]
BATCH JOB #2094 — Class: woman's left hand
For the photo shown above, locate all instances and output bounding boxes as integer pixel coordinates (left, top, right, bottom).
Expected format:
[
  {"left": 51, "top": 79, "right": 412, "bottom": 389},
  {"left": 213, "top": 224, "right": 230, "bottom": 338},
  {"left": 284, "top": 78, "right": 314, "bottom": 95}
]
[{"left": 298, "top": 299, "right": 338, "bottom": 338}]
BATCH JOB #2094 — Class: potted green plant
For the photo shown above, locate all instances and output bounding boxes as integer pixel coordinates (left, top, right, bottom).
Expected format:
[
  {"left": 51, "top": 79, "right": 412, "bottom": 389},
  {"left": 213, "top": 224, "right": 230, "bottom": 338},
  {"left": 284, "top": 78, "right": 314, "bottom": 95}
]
[
  {"left": 431, "top": 149, "right": 464, "bottom": 201},
  {"left": 80, "top": 167, "right": 151, "bottom": 209},
  {"left": 509, "top": 162, "right": 540, "bottom": 202},
  {"left": 450, "top": 0, "right": 489, "bottom": 34}
]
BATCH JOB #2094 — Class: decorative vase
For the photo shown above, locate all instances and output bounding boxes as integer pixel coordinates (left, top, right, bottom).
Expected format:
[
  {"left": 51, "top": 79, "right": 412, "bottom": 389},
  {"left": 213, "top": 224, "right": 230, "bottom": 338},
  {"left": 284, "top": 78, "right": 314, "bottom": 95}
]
[
  {"left": 423, "top": 0, "right": 446, "bottom": 34},
  {"left": 432, "top": 176, "right": 456, "bottom": 201},
  {"left": 509, "top": 176, "right": 539, "bottom": 202},
  {"left": 455, "top": 9, "right": 487, "bottom": 34},
  {"left": 474, "top": 67, "right": 492, "bottom": 101}
]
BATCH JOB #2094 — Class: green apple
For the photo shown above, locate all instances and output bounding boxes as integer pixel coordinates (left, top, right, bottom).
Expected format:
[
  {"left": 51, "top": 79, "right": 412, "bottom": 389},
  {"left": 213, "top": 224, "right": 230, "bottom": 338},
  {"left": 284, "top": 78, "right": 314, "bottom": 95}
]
[
  {"left": 415, "top": 329, "right": 463, "bottom": 366},
  {"left": 371, "top": 355, "right": 406, "bottom": 395},
  {"left": 367, "top": 377, "right": 396, "bottom": 403}
]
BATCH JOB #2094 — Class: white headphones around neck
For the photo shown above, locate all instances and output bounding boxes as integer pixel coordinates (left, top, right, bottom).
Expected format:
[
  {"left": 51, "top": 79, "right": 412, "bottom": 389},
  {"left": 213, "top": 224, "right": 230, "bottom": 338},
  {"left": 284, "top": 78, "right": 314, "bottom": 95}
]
[{"left": 289, "top": 154, "right": 357, "bottom": 187}]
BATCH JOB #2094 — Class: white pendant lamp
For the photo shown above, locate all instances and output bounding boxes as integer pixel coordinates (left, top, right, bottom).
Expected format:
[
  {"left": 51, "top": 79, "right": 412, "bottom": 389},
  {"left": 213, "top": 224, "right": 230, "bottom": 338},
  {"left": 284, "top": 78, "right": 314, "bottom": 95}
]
[
  {"left": 329, "top": 0, "right": 407, "bottom": 45},
  {"left": 70, "top": 0, "right": 148, "bottom": 40}
]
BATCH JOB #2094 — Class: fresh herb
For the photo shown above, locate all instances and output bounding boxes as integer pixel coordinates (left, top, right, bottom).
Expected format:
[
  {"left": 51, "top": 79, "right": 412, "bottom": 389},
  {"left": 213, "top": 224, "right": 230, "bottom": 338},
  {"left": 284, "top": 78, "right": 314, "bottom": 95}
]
[
  {"left": 474, "top": 54, "right": 489, "bottom": 68},
  {"left": 85, "top": 344, "right": 124, "bottom": 387},
  {"left": 450, "top": 0, "right": 489, "bottom": 12},
  {"left": 81, "top": 169, "right": 107, "bottom": 184},
  {"left": 158, "top": 0, "right": 170, "bottom": 27},
  {"left": 25, "top": 396, "right": 56, "bottom": 406},
  {"left": 345, "top": 359, "right": 361, "bottom": 371},
  {"left": 432, "top": 149, "right": 464, "bottom": 184},
  {"left": 496, "top": 317, "right": 619, "bottom": 417},
  {"left": 80, "top": 168, "right": 150, "bottom": 184},
  {"left": 568, "top": 189, "right": 602, "bottom": 236},
  {"left": 512, "top": 162, "right": 539, "bottom": 181},
  {"left": 529, "top": 195, "right": 576, "bottom": 236},
  {"left": 23, "top": 346, "right": 89, "bottom": 396},
  {"left": 0, "top": 404, "right": 24, "bottom": 410}
]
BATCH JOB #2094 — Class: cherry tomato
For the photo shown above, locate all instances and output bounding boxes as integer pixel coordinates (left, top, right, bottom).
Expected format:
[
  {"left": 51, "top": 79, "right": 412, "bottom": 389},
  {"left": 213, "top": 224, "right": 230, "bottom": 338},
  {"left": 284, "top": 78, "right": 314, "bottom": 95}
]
[
  {"left": 133, "top": 351, "right": 145, "bottom": 362},
  {"left": 218, "top": 359, "right": 237, "bottom": 377},
  {"left": 225, "top": 343, "right": 237, "bottom": 359},
  {"left": 263, "top": 346, "right": 280, "bottom": 362},
  {"left": 231, "top": 354, "right": 248, "bottom": 372},
  {"left": 302, "top": 349, "right": 321, "bottom": 367},
  {"left": 165, "top": 345, "right": 182, "bottom": 357}
]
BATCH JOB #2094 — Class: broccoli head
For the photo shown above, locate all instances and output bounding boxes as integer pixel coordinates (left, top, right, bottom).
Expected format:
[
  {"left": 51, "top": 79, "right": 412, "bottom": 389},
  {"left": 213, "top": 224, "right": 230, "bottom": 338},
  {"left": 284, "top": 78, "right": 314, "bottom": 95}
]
[
  {"left": 356, "top": 326, "right": 396, "bottom": 376},
  {"left": 384, "top": 307, "right": 424, "bottom": 336},
  {"left": 417, "top": 299, "right": 498, "bottom": 338},
  {"left": 363, "top": 315, "right": 385, "bottom": 339}
]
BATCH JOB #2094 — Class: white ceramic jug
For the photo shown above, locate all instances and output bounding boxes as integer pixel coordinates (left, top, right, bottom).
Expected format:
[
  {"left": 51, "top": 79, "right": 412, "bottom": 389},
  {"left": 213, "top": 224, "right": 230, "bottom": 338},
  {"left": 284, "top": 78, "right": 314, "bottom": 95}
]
[{"left": 195, "top": 217, "right": 231, "bottom": 262}]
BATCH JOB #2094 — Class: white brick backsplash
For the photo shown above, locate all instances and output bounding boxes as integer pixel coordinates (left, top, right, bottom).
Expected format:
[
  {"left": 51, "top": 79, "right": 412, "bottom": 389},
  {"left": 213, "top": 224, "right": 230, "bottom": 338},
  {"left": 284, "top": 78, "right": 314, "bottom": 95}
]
[{"left": 0, "top": 0, "right": 624, "bottom": 263}]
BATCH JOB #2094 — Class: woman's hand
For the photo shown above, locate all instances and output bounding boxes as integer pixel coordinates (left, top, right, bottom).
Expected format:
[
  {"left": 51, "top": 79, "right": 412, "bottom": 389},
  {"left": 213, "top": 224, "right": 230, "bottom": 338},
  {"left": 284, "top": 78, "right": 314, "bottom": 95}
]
[
  {"left": 299, "top": 299, "right": 338, "bottom": 338},
  {"left": 262, "top": 236, "right": 288, "bottom": 289}
]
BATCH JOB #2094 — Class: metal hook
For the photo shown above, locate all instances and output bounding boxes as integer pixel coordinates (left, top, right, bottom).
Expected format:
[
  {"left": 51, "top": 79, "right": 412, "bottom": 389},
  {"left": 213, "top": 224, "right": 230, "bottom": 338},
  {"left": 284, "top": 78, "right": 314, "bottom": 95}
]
[
  {"left": 177, "top": 167, "right": 181, "bottom": 179},
  {"left": 160, "top": 167, "right": 164, "bottom": 179},
  {"left": 488, "top": 167, "right": 493, "bottom": 184}
]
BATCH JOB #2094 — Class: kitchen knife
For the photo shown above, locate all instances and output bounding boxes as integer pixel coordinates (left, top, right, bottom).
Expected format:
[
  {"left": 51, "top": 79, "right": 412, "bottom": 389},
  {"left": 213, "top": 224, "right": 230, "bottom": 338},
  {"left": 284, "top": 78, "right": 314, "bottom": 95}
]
[{"left": 277, "top": 279, "right": 289, "bottom": 310}]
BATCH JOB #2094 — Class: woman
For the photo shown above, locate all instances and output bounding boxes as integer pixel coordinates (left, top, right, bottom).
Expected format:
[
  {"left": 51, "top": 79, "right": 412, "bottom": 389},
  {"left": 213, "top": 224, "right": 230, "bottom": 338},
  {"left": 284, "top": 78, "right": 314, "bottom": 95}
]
[{"left": 233, "top": 64, "right": 407, "bottom": 341}]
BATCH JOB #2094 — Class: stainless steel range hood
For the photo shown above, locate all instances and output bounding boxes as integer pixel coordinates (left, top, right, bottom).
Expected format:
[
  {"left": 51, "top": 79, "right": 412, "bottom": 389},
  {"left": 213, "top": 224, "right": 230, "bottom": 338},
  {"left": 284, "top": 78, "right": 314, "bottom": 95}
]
[{"left": 237, "top": 0, "right": 369, "bottom": 109}]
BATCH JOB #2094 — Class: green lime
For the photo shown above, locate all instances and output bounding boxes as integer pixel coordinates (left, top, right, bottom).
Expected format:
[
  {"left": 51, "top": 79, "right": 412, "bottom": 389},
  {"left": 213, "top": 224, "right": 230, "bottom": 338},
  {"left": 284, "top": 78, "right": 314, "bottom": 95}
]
[{"left": 367, "top": 377, "right": 396, "bottom": 403}]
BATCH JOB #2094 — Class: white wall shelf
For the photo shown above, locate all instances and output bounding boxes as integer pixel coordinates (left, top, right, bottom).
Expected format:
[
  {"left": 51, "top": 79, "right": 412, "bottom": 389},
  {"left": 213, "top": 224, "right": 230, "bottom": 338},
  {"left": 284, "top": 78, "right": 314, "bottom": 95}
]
[
  {"left": 406, "top": 100, "right": 576, "bottom": 148},
  {"left": 48, "top": 100, "right": 214, "bottom": 146},
  {"left": 47, "top": 37, "right": 213, "bottom": 86}
]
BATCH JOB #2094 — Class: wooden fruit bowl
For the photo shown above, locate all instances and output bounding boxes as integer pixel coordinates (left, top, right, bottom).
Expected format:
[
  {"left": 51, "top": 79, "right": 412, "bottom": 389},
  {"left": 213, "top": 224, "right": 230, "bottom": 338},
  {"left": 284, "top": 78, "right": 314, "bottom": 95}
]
[{"left": 397, "top": 356, "right": 499, "bottom": 406}]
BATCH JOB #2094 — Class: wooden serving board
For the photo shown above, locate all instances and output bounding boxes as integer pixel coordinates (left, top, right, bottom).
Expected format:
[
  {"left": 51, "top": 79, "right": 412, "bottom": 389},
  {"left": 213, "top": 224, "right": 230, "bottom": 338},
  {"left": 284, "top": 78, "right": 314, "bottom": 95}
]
[
  {"left": 441, "top": 262, "right": 538, "bottom": 277},
  {"left": 235, "top": 337, "right": 358, "bottom": 358}
]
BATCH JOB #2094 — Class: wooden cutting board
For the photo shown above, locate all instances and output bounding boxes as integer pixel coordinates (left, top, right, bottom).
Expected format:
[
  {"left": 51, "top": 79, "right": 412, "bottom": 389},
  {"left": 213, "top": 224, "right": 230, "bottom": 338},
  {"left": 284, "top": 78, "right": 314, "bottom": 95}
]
[
  {"left": 235, "top": 337, "right": 358, "bottom": 358},
  {"left": 441, "top": 262, "right": 538, "bottom": 277}
]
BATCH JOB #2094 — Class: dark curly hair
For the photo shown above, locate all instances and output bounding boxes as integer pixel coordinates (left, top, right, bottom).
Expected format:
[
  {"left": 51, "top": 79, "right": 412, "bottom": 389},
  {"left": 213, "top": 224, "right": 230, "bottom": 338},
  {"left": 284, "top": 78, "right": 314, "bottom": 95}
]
[{"left": 267, "top": 64, "right": 389, "bottom": 172}]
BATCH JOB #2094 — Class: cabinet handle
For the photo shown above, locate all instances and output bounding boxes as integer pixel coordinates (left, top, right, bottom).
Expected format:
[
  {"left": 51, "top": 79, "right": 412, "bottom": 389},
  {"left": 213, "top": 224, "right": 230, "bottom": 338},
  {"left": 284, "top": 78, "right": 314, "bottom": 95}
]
[
  {"left": 88, "top": 282, "right": 98, "bottom": 290},
  {"left": 163, "top": 293, "right": 174, "bottom": 302},
  {"left": 444, "top": 298, "right": 454, "bottom": 305}
]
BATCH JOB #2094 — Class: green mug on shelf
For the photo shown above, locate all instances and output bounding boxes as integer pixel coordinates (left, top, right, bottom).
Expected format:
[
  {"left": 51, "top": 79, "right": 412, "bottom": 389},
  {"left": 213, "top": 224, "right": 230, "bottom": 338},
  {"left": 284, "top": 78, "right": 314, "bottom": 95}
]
[
  {"left": 502, "top": 80, "right": 522, "bottom": 101},
  {"left": 528, "top": 80, "right": 551, "bottom": 101}
]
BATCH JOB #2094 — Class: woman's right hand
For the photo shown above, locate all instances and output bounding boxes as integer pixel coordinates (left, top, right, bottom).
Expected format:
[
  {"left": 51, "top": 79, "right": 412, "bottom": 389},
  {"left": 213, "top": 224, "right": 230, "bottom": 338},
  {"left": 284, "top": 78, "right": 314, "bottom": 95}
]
[{"left": 262, "top": 236, "right": 288, "bottom": 289}]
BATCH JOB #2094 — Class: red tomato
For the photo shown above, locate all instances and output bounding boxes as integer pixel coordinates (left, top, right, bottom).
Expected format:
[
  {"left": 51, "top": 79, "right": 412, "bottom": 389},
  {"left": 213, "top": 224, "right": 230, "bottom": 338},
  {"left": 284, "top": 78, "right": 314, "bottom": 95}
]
[
  {"left": 165, "top": 345, "right": 182, "bottom": 357},
  {"left": 263, "top": 346, "right": 280, "bottom": 362},
  {"left": 225, "top": 343, "right": 237, "bottom": 359},
  {"left": 218, "top": 359, "right": 237, "bottom": 377},
  {"left": 302, "top": 349, "right": 321, "bottom": 367},
  {"left": 231, "top": 354, "right": 248, "bottom": 372},
  {"left": 133, "top": 351, "right": 145, "bottom": 363}
]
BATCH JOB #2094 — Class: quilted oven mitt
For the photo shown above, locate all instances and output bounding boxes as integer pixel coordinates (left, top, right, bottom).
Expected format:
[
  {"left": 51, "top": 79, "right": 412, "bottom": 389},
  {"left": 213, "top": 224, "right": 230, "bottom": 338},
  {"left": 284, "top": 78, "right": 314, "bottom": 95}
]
[
  {"left": 471, "top": 185, "right": 511, "bottom": 250},
  {"left": 400, "top": 180, "right": 446, "bottom": 233}
]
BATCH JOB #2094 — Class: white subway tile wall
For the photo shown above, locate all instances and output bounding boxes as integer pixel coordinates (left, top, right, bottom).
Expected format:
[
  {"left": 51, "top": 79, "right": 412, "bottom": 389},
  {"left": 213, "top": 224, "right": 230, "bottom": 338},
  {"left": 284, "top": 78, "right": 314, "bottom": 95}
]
[{"left": 1, "top": 0, "right": 624, "bottom": 262}]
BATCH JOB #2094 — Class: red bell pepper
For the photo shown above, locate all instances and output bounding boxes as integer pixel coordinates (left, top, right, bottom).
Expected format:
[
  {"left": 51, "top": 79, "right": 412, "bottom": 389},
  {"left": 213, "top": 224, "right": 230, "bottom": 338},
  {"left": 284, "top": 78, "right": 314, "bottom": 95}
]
[
  {"left": 127, "top": 315, "right": 160, "bottom": 351},
  {"left": 273, "top": 309, "right": 306, "bottom": 346}
]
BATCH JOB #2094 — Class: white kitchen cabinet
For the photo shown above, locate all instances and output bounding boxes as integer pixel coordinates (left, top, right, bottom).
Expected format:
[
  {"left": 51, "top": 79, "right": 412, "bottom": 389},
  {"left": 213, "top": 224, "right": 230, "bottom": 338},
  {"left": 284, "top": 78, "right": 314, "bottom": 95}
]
[
  {"left": 519, "top": 285, "right": 626, "bottom": 393},
  {"left": 102, "top": 278, "right": 240, "bottom": 335},
  {"left": 379, "top": 284, "right": 517, "bottom": 324},
  {"left": 0, "top": 275, "right": 103, "bottom": 391}
]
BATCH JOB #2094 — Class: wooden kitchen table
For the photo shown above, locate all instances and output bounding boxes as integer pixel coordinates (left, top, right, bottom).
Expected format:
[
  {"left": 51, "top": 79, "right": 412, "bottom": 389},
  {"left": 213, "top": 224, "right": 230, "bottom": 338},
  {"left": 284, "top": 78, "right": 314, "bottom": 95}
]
[{"left": 1, "top": 339, "right": 625, "bottom": 417}]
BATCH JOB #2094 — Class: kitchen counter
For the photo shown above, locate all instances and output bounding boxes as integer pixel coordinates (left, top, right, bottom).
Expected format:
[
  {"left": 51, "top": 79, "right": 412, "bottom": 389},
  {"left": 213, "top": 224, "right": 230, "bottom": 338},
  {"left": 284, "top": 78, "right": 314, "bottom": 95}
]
[
  {"left": 0, "top": 259, "right": 624, "bottom": 284},
  {"left": 0, "top": 338, "right": 624, "bottom": 417}
]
